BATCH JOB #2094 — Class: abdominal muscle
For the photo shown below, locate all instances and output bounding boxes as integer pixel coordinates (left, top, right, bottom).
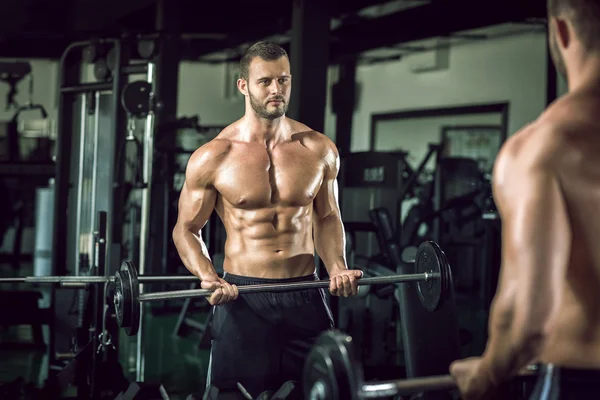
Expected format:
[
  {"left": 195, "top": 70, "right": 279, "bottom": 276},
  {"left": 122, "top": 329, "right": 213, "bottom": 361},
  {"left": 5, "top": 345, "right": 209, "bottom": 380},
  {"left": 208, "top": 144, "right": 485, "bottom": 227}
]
[{"left": 216, "top": 203, "right": 317, "bottom": 279}]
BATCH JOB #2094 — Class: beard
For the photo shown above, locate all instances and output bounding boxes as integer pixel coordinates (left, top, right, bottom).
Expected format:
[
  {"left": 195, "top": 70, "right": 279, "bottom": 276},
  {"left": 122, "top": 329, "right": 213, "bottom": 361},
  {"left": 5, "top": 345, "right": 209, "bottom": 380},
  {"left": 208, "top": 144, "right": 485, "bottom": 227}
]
[
  {"left": 549, "top": 28, "right": 568, "bottom": 84},
  {"left": 248, "top": 89, "right": 287, "bottom": 120}
]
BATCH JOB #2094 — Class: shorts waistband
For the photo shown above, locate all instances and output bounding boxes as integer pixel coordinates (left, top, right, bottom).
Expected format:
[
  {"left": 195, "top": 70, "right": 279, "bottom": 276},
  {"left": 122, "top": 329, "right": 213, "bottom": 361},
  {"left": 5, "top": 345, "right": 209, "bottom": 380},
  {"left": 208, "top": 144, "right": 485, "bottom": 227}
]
[
  {"left": 222, "top": 272, "right": 319, "bottom": 286},
  {"left": 538, "top": 363, "right": 600, "bottom": 381}
]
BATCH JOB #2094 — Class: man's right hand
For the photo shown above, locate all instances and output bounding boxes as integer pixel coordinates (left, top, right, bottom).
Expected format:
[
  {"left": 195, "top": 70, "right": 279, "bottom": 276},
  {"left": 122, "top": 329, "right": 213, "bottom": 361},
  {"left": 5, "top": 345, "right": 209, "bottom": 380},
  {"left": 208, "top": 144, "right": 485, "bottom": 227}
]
[{"left": 201, "top": 276, "right": 239, "bottom": 305}]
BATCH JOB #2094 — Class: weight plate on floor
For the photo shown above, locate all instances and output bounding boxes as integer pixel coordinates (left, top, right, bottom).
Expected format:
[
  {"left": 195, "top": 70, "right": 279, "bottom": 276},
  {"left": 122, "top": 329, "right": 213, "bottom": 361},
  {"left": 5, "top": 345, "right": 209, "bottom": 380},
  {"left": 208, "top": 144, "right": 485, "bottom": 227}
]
[
  {"left": 303, "top": 330, "right": 364, "bottom": 400},
  {"left": 415, "top": 241, "right": 450, "bottom": 312}
]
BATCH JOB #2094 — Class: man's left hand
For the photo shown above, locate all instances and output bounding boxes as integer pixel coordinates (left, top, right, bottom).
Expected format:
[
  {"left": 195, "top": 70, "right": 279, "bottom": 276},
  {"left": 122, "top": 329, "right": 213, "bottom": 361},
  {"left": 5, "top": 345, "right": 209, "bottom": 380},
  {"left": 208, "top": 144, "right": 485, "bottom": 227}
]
[
  {"left": 450, "top": 357, "right": 500, "bottom": 400},
  {"left": 329, "top": 269, "right": 363, "bottom": 297}
]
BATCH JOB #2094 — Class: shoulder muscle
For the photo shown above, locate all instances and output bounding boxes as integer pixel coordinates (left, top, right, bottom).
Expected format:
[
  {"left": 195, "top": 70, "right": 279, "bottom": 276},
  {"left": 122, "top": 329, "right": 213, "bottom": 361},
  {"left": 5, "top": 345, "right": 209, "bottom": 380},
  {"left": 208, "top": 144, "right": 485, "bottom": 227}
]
[
  {"left": 185, "top": 139, "right": 232, "bottom": 189},
  {"left": 299, "top": 131, "right": 339, "bottom": 177},
  {"left": 493, "top": 123, "right": 564, "bottom": 215}
]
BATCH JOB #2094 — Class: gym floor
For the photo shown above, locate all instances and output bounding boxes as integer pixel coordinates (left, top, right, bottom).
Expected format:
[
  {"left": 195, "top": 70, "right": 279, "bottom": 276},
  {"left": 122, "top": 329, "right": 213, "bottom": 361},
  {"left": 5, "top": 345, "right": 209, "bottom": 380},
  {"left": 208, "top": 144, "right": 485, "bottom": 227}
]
[{"left": 0, "top": 263, "right": 488, "bottom": 399}]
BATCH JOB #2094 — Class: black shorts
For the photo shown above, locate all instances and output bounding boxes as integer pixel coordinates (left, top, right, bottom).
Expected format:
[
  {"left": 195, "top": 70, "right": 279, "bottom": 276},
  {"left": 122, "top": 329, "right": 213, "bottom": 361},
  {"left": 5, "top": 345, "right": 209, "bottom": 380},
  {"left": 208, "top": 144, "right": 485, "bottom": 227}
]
[
  {"left": 528, "top": 364, "right": 600, "bottom": 400},
  {"left": 206, "top": 272, "right": 335, "bottom": 398}
]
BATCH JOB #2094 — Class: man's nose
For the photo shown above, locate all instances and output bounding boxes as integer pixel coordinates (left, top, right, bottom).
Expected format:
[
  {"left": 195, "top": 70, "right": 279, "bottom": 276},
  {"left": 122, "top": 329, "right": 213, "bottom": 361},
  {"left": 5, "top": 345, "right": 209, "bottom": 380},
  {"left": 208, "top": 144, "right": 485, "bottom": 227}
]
[{"left": 270, "top": 80, "right": 282, "bottom": 93}]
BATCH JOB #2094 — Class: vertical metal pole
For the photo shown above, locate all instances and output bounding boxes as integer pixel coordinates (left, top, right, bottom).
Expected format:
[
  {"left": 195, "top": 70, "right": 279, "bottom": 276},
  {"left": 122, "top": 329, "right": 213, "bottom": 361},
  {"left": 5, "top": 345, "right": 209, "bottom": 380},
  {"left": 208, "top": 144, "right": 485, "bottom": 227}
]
[
  {"left": 90, "top": 211, "right": 107, "bottom": 398},
  {"left": 107, "top": 37, "right": 129, "bottom": 377},
  {"left": 136, "top": 62, "right": 156, "bottom": 382},
  {"left": 74, "top": 95, "right": 88, "bottom": 275},
  {"left": 288, "top": 0, "right": 331, "bottom": 132},
  {"left": 433, "top": 152, "right": 443, "bottom": 244},
  {"left": 89, "top": 92, "right": 101, "bottom": 258},
  {"left": 332, "top": 59, "right": 356, "bottom": 155}
]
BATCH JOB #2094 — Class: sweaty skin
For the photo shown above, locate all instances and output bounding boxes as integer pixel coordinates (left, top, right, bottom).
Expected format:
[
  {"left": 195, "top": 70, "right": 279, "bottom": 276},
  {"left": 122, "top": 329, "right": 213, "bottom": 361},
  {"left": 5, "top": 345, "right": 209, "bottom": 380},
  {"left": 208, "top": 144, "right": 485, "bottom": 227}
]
[
  {"left": 450, "top": 87, "right": 600, "bottom": 398},
  {"left": 172, "top": 55, "right": 360, "bottom": 305},
  {"left": 175, "top": 123, "right": 344, "bottom": 278}
]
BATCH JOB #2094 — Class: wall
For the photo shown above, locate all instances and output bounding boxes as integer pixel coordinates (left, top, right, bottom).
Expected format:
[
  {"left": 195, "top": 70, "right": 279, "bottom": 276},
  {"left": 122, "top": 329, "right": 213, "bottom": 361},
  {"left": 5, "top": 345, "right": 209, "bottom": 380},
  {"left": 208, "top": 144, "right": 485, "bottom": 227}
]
[
  {"left": 324, "top": 31, "right": 551, "bottom": 153},
  {"left": 0, "top": 59, "right": 59, "bottom": 123},
  {"left": 0, "top": 31, "right": 561, "bottom": 149},
  {"left": 373, "top": 113, "right": 504, "bottom": 171},
  {"left": 177, "top": 61, "right": 245, "bottom": 126},
  {"left": 0, "top": 32, "right": 564, "bottom": 255},
  {"left": 0, "top": 59, "right": 246, "bottom": 125}
]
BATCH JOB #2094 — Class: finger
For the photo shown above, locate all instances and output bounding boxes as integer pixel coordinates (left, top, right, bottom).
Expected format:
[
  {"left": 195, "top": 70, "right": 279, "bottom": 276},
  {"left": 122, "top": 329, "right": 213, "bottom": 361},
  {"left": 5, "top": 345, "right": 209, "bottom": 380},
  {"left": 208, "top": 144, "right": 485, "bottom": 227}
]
[
  {"left": 341, "top": 275, "right": 351, "bottom": 297},
  {"left": 211, "top": 287, "right": 223, "bottom": 305},
  {"left": 329, "top": 277, "right": 338, "bottom": 295},
  {"left": 223, "top": 282, "right": 236, "bottom": 301},
  {"left": 333, "top": 276, "right": 342, "bottom": 296},
  {"left": 350, "top": 275, "right": 359, "bottom": 295},
  {"left": 232, "top": 284, "right": 239, "bottom": 300},
  {"left": 337, "top": 276, "right": 345, "bottom": 296}
]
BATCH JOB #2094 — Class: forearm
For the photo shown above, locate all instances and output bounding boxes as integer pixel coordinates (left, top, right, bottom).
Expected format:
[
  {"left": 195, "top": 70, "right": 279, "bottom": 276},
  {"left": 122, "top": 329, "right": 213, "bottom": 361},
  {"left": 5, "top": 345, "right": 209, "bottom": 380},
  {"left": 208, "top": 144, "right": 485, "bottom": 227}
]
[
  {"left": 172, "top": 225, "right": 218, "bottom": 280},
  {"left": 314, "top": 213, "right": 347, "bottom": 274},
  {"left": 481, "top": 298, "right": 543, "bottom": 384}
]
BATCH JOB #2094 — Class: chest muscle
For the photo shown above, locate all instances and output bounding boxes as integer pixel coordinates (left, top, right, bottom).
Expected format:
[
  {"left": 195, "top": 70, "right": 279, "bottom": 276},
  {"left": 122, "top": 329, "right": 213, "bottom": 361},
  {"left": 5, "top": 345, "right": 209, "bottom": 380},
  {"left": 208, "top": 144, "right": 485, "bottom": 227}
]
[{"left": 214, "top": 145, "right": 324, "bottom": 208}]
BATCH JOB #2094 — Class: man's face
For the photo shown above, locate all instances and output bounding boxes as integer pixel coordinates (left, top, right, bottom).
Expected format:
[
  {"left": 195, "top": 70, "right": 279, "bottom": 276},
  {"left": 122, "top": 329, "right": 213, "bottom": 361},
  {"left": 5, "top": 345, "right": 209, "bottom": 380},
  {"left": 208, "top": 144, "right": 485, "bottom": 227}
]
[
  {"left": 549, "top": 19, "right": 568, "bottom": 82},
  {"left": 246, "top": 56, "right": 292, "bottom": 120}
]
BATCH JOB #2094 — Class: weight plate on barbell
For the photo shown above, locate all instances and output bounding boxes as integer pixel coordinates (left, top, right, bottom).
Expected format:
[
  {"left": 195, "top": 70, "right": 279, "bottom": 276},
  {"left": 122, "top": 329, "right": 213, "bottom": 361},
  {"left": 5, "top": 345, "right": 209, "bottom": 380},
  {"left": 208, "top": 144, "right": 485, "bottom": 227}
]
[
  {"left": 113, "top": 261, "right": 140, "bottom": 336},
  {"left": 303, "top": 330, "right": 364, "bottom": 400},
  {"left": 436, "top": 242, "right": 452, "bottom": 307},
  {"left": 415, "top": 241, "right": 451, "bottom": 312},
  {"left": 114, "top": 270, "right": 128, "bottom": 330}
]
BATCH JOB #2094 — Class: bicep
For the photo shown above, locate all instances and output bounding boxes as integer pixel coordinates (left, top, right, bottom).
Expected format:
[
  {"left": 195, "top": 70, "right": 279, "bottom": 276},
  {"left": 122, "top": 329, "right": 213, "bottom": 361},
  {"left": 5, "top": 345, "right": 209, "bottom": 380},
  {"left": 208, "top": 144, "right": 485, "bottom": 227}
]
[
  {"left": 176, "top": 180, "right": 218, "bottom": 233},
  {"left": 313, "top": 177, "right": 340, "bottom": 219},
  {"left": 313, "top": 143, "right": 342, "bottom": 220}
]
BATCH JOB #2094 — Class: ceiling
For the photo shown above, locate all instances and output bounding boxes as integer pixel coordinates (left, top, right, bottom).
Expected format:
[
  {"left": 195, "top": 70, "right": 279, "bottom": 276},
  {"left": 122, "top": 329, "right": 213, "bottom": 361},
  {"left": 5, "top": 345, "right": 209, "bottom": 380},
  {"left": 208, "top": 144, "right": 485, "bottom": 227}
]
[{"left": 0, "top": 0, "right": 548, "bottom": 63}]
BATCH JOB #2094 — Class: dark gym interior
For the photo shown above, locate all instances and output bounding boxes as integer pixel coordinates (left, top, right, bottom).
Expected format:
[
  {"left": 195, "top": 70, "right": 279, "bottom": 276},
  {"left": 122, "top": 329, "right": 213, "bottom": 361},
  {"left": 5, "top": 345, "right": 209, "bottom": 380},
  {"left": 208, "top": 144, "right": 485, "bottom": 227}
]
[{"left": 0, "top": 0, "right": 568, "bottom": 399}]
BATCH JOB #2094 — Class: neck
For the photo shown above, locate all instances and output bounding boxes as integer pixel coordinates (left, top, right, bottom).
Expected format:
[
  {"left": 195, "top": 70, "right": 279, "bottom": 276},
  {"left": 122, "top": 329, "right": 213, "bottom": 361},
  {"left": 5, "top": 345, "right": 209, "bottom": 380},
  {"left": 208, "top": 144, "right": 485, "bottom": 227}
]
[
  {"left": 567, "top": 52, "right": 600, "bottom": 93},
  {"left": 241, "top": 110, "right": 288, "bottom": 144}
]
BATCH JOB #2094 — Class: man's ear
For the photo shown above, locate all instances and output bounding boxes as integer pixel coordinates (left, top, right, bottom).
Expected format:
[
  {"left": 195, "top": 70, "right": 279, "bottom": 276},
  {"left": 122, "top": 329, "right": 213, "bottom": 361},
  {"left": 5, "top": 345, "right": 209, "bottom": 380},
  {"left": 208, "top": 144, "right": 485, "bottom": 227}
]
[
  {"left": 552, "top": 16, "right": 571, "bottom": 50},
  {"left": 237, "top": 78, "right": 248, "bottom": 96}
]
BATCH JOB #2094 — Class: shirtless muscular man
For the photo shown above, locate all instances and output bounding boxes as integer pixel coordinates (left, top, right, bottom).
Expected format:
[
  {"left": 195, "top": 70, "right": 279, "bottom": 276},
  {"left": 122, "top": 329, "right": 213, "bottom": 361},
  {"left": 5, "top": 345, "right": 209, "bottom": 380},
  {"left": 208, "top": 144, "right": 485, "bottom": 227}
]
[
  {"left": 172, "top": 41, "right": 362, "bottom": 398},
  {"left": 450, "top": 0, "right": 600, "bottom": 399}
]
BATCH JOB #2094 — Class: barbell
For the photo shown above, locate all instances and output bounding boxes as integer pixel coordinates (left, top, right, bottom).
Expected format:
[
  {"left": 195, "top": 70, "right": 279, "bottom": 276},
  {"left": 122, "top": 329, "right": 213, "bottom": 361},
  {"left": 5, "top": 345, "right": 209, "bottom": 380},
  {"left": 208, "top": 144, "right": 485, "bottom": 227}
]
[
  {"left": 0, "top": 275, "right": 199, "bottom": 284},
  {"left": 113, "top": 241, "right": 452, "bottom": 336},
  {"left": 304, "top": 330, "right": 538, "bottom": 400}
]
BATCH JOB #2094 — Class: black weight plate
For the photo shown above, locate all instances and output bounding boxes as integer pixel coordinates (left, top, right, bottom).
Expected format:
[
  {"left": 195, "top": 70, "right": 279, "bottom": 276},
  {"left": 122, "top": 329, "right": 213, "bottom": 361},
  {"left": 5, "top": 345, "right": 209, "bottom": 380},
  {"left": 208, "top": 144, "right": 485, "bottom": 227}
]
[
  {"left": 121, "top": 81, "right": 152, "bottom": 118},
  {"left": 94, "top": 58, "right": 110, "bottom": 81},
  {"left": 137, "top": 39, "right": 156, "bottom": 59},
  {"left": 415, "top": 241, "right": 444, "bottom": 312},
  {"left": 303, "top": 340, "right": 339, "bottom": 400},
  {"left": 121, "top": 261, "right": 140, "bottom": 336},
  {"left": 113, "top": 270, "right": 129, "bottom": 331},
  {"left": 303, "top": 330, "right": 363, "bottom": 400},
  {"left": 430, "top": 241, "right": 452, "bottom": 308}
]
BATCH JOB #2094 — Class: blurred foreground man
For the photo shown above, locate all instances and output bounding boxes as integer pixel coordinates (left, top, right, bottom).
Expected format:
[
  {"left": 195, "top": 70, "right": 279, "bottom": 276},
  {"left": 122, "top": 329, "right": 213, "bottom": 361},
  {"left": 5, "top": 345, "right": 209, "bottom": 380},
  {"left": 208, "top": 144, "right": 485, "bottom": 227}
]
[{"left": 450, "top": 1, "right": 600, "bottom": 399}]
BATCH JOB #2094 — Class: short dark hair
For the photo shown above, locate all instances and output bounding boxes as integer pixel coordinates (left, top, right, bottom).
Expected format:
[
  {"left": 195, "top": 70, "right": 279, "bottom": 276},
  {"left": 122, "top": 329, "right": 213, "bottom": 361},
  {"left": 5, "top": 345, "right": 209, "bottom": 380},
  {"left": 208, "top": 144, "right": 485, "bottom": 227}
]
[
  {"left": 239, "top": 41, "right": 288, "bottom": 81},
  {"left": 548, "top": 0, "right": 600, "bottom": 50}
]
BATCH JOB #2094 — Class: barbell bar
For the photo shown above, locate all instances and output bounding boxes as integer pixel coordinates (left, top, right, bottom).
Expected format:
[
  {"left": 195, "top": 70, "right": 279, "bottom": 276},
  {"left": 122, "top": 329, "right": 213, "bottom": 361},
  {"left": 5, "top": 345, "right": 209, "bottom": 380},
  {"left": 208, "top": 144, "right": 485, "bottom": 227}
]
[
  {"left": 304, "top": 330, "right": 538, "bottom": 400},
  {"left": 0, "top": 274, "right": 199, "bottom": 284},
  {"left": 139, "top": 273, "right": 434, "bottom": 301},
  {"left": 114, "top": 241, "right": 452, "bottom": 336}
]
